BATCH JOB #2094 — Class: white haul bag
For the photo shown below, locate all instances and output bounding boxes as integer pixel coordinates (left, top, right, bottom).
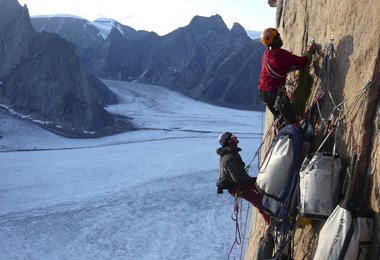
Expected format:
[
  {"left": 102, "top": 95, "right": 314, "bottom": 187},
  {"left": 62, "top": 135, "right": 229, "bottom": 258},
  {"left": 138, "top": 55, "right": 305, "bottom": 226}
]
[
  {"left": 314, "top": 201, "right": 373, "bottom": 260},
  {"left": 299, "top": 152, "right": 342, "bottom": 219},
  {"left": 256, "top": 134, "right": 294, "bottom": 216}
]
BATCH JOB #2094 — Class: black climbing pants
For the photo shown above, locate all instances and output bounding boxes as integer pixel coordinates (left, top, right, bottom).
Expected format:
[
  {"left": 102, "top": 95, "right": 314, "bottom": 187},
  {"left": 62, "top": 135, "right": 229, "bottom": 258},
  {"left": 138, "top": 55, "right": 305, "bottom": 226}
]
[{"left": 260, "top": 88, "right": 296, "bottom": 124}]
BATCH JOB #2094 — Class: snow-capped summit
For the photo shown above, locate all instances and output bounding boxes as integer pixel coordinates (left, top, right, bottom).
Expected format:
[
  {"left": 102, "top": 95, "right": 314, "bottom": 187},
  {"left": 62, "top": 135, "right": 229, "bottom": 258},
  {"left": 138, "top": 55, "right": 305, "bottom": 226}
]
[{"left": 91, "top": 18, "right": 117, "bottom": 39}]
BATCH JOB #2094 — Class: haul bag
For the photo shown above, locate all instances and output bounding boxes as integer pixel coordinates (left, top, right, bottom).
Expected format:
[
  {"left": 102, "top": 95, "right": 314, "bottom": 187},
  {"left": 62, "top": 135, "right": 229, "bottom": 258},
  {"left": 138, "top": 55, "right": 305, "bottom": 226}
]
[
  {"left": 256, "top": 124, "right": 304, "bottom": 217},
  {"left": 256, "top": 134, "right": 294, "bottom": 216},
  {"left": 313, "top": 201, "right": 374, "bottom": 260},
  {"left": 299, "top": 152, "right": 342, "bottom": 219}
]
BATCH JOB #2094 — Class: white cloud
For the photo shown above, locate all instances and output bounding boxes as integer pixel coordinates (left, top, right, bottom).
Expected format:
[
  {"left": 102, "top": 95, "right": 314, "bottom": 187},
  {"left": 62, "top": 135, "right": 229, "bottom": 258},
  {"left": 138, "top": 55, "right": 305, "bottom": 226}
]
[{"left": 18, "top": 0, "right": 275, "bottom": 35}]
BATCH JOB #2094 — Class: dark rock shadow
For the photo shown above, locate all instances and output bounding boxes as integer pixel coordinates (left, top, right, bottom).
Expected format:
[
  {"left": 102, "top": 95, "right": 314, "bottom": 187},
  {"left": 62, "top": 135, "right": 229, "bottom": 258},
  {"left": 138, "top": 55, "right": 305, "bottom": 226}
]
[{"left": 315, "top": 35, "right": 353, "bottom": 154}]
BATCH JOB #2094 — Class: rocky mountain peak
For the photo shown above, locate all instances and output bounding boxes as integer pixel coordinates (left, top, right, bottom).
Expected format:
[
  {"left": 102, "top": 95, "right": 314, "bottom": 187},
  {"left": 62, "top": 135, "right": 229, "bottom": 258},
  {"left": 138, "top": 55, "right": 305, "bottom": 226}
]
[
  {"left": 0, "top": 0, "right": 27, "bottom": 15},
  {"left": 188, "top": 14, "right": 229, "bottom": 35},
  {"left": 0, "top": 0, "right": 34, "bottom": 77},
  {"left": 0, "top": 0, "right": 134, "bottom": 137},
  {"left": 231, "top": 22, "right": 248, "bottom": 38}
]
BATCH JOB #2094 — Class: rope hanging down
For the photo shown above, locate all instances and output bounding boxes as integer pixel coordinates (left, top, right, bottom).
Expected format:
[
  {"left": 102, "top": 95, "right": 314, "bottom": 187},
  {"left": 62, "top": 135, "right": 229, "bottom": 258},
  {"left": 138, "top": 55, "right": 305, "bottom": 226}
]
[
  {"left": 315, "top": 78, "right": 374, "bottom": 152},
  {"left": 266, "top": 125, "right": 304, "bottom": 256},
  {"left": 238, "top": 201, "right": 251, "bottom": 260},
  {"left": 227, "top": 195, "right": 242, "bottom": 260}
]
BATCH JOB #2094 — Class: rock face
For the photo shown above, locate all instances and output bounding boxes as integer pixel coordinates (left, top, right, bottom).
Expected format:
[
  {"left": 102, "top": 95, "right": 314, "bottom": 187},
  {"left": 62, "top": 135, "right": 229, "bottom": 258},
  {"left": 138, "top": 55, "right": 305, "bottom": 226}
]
[
  {"left": 32, "top": 14, "right": 265, "bottom": 109},
  {"left": 246, "top": 0, "right": 380, "bottom": 259},
  {"left": 0, "top": 0, "right": 134, "bottom": 137}
]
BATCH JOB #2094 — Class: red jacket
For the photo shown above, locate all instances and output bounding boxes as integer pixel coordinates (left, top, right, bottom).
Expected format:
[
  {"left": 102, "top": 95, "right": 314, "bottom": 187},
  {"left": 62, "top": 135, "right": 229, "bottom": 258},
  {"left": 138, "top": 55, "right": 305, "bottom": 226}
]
[{"left": 258, "top": 48, "right": 309, "bottom": 92}]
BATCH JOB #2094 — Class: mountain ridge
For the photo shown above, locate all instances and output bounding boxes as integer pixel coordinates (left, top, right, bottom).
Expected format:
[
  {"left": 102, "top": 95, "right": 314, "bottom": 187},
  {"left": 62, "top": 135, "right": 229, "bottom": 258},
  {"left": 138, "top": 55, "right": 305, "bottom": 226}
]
[
  {"left": 0, "top": 0, "right": 135, "bottom": 138},
  {"left": 32, "top": 14, "right": 265, "bottom": 110}
]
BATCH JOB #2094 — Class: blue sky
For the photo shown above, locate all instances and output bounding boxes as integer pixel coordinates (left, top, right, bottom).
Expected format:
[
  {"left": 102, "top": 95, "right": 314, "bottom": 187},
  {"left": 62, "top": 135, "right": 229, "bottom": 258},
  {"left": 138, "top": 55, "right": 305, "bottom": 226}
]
[{"left": 18, "top": 0, "right": 276, "bottom": 35}]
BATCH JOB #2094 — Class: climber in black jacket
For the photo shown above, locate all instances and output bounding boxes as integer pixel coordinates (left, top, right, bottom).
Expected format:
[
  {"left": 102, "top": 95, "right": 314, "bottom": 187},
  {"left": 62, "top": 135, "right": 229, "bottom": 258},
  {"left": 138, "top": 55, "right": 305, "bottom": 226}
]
[{"left": 216, "top": 132, "right": 270, "bottom": 224}]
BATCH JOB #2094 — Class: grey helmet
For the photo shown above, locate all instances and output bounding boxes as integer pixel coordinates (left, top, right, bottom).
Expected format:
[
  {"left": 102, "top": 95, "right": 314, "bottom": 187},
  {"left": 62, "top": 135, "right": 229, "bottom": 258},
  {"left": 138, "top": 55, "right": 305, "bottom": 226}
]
[{"left": 218, "top": 132, "right": 232, "bottom": 147}]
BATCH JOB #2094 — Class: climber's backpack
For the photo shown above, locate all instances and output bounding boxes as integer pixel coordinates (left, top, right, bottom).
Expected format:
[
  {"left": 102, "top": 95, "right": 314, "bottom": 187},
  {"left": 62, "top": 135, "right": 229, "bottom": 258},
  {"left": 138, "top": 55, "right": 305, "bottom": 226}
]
[
  {"left": 313, "top": 200, "right": 374, "bottom": 260},
  {"left": 299, "top": 152, "right": 342, "bottom": 219},
  {"left": 256, "top": 125, "right": 303, "bottom": 216}
]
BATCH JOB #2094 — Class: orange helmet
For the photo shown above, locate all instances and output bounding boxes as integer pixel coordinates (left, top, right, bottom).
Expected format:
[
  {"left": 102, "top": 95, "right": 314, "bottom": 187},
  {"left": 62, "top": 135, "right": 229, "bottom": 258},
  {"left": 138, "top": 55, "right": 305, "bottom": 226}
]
[{"left": 260, "top": 28, "right": 279, "bottom": 46}]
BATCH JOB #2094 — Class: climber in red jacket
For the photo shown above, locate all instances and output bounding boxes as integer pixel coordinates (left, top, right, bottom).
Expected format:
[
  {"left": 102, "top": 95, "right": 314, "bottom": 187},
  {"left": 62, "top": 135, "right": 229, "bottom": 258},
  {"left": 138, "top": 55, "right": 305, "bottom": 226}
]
[{"left": 258, "top": 28, "right": 316, "bottom": 125}]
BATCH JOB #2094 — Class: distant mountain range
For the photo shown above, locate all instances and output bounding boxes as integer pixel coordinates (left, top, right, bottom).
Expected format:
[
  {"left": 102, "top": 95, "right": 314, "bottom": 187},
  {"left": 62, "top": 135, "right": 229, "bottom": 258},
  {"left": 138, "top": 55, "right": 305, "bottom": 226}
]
[
  {"left": 32, "top": 15, "right": 262, "bottom": 40},
  {"left": 0, "top": 0, "right": 265, "bottom": 138},
  {"left": 246, "top": 30, "right": 262, "bottom": 40},
  {"left": 31, "top": 14, "right": 265, "bottom": 110}
]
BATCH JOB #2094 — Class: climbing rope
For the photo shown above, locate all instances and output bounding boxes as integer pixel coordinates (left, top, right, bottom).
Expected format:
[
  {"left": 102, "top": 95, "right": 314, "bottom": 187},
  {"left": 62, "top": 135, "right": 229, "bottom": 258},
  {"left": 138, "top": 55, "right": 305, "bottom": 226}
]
[
  {"left": 300, "top": 36, "right": 334, "bottom": 128},
  {"left": 245, "top": 117, "right": 276, "bottom": 172},
  {"left": 315, "top": 78, "right": 374, "bottom": 153},
  {"left": 237, "top": 200, "right": 252, "bottom": 260},
  {"left": 285, "top": 40, "right": 323, "bottom": 101},
  {"left": 258, "top": 103, "right": 267, "bottom": 166},
  {"left": 227, "top": 195, "right": 242, "bottom": 259},
  {"left": 338, "top": 79, "right": 373, "bottom": 122},
  {"left": 321, "top": 36, "right": 335, "bottom": 89},
  {"left": 255, "top": 125, "right": 303, "bottom": 258}
]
